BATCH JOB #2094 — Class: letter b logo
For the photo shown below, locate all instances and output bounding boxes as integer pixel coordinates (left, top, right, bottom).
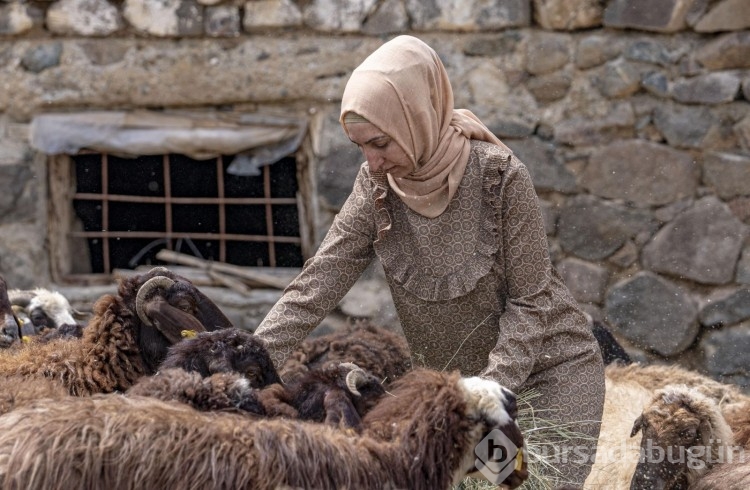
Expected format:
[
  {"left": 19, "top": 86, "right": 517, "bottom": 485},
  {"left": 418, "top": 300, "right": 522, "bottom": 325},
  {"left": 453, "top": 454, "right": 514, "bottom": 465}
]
[{"left": 474, "top": 429, "right": 521, "bottom": 484}]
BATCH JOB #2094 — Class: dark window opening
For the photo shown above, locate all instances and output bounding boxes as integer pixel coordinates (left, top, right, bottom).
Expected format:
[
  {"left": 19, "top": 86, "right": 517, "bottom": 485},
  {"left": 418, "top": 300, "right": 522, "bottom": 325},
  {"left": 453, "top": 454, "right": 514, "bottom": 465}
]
[{"left": 70, "top": 153, "right": 304, "bottom": 275}]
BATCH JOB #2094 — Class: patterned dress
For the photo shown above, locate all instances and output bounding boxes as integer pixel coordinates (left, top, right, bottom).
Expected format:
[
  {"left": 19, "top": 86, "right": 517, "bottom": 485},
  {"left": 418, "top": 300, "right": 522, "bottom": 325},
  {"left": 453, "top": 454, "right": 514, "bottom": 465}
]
[{"left": 255, "top": 140, "right": 605, "bottom": 485}]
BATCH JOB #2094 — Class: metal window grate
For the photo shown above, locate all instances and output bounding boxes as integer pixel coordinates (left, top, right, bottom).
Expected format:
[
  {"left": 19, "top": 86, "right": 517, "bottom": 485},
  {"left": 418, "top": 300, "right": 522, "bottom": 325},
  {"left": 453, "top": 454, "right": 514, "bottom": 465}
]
[{"left": 69, "top": 152, "right": 304, "bottom": 275}]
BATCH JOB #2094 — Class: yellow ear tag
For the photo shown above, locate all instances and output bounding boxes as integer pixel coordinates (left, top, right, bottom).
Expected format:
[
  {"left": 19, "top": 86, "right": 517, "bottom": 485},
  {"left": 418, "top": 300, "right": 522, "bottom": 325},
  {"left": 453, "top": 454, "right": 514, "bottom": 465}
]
[
  {"left": 180, "top": 330, "right": 197, "bottom": 338},
  {"left": 21, "top": 336, "right": 31, "bottom": 344},
  {"left": 515, "top": 449, "right": 524, "bottom": 471}
]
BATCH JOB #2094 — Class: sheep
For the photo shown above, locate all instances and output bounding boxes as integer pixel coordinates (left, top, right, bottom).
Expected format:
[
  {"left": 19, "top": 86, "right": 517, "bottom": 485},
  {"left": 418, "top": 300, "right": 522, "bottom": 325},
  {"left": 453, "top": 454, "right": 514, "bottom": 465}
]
[
  {"left": 157, "top": 327, "right": 282, "bottom": 388},
  {"left": 280, "top": 320, "right": 412, "bottom": 384},
  {"left": 629, "top": 385, "right": 739, "bottom": 490},
  {"left": 0, "top": 266, "right": 234, "bottom": 404},
  {"left": 0, "top": 368, "right": 528, "bottom": 490},
  {"left": 584, "top": 361, "right": 750, "bottom": 490},
  {"left": 8, "top": 286, "right": 85, "bottom": 335},
  {"left": 127, "top": 368, "right": 269, "bottom": 416},
  {"left": 129, "top": 328, "right": 385, "bottom": 431},
  {"left": 605, "top": 362, "right": 750, "bottom": 406},
  {"left": 724, "top": 400, "right": 750, "bottom": 448},
  {"left": 259, "top": 361, "right": 386, "bottom": 429}
]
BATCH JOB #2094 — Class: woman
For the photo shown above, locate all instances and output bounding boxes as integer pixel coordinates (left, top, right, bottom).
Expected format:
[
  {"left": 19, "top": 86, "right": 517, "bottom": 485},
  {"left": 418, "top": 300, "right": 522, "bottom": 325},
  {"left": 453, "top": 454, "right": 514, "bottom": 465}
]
[{"left": 254, "top": 35, "right": 604, "bottom": 485}]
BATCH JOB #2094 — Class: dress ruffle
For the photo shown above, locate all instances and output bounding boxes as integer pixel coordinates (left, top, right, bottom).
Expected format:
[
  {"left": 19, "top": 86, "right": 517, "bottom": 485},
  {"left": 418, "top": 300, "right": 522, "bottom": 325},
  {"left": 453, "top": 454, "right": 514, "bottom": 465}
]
[{"left": 371, "top": 141, "right": 513, "bottom": 301}]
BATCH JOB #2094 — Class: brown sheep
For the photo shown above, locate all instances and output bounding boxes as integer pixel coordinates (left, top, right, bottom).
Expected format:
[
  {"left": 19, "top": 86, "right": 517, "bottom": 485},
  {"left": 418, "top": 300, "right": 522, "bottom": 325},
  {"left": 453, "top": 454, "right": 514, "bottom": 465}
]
[
  {"left": 585, "top": 362, "right": 750, "bottom": 490},
  {"left": 0, "top": 368, "right": 527, "bottom": 490},
  {"left": 0, "top": 267, "right": 233, "bottom": 403},
  {"left": 629, "top": 385, "right": 736, "bottom": 489},
  {"left": 280, "top": 320, "right": 412, "bottom": 384}
]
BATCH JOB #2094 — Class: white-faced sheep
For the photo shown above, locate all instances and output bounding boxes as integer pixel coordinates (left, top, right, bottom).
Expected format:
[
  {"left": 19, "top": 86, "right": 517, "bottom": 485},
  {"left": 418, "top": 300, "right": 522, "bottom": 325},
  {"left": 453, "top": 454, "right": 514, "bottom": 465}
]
[
  {"left": 280, "top": 320, "right": 412, "bottom": 384},
  {"left": 129, "top": 328, "right": 386, "bottom": 431},
  {"left": 629, "top": 385, "right": 740, "bottom": 490},
  {"left": 0, "top": 368, "right": 528, "bottom": 490},
  {"left": 0, "top": 267, "right": 234, "bottom": 407},
  {"left": 8, "top": 286, "right": 85, "bottom": 335}
]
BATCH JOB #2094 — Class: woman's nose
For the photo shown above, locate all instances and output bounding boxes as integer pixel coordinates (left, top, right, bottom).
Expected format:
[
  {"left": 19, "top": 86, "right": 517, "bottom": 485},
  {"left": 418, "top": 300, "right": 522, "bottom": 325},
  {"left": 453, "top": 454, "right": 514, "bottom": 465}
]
[{"left": 365, "top": 151, "right": 383, "bottom": 172}]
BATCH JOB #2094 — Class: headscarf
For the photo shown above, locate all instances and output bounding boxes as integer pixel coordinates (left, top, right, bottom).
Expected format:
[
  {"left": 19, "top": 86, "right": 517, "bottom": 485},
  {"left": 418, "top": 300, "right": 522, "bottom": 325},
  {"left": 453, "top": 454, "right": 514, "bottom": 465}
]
[{"left": 340, "top": 35, "right": 506, "bottom": 218}]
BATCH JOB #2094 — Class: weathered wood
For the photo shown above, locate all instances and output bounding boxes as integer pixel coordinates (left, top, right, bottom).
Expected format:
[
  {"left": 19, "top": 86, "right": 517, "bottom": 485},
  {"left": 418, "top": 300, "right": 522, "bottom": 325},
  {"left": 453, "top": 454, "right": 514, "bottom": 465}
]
[{"left": 155, "top": 249, "right": 294, "bottom": 290}]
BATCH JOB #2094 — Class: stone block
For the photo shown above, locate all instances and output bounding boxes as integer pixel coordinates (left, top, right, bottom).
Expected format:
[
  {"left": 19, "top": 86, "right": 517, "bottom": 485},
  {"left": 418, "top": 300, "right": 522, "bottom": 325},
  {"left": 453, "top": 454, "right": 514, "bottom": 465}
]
[
  {"left": 642, "top": 196, "right": 748, "bottom": 285},
  {"left": 604, "top": 0, "right": 693, "bottom": 32},
  {"left": 605, "top": 271, "right": 699, "bottom": 356}
]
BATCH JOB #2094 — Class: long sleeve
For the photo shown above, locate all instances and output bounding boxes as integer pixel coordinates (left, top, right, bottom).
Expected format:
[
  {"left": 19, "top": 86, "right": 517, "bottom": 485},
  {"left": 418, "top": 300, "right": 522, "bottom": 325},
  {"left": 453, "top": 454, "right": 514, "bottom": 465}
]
[
  {"left": 254, "top": 165, "right": 377, "bottom": 367},
  {"left": 479, "top": 159, "right": 560, "bottom": 392}
]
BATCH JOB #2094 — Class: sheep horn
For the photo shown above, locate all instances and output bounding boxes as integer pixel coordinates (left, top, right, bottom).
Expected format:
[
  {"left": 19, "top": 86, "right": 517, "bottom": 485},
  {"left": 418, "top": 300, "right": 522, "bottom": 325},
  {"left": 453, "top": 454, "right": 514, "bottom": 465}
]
[
  {"left": 345, "top": 367, "right": 368, "bottom": 397},
  {"left": 135, "top": 276, "right": 176, "bottom": 326}
]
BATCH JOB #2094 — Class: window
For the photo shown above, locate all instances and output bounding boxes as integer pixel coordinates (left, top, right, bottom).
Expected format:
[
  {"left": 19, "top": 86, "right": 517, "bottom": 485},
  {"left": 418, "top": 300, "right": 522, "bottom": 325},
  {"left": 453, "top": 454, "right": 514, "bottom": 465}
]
[
  {"left": 38, "top": 110, "right": 313, "bottom": 285},
  {"left": 48, "top": 149, "right": 315, "bottom": 285}
]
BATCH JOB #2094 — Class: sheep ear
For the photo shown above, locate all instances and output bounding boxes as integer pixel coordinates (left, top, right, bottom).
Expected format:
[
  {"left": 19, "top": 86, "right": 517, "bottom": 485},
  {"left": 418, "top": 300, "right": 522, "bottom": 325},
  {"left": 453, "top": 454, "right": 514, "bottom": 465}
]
[
  {"left": 142, "top": 297, "right": 207, "bottom": 344},
  {"left": 698, "top": 419, "right": 714, "bottom": 446},
  {"left": 630, "top": 415, "right": 644, "bottom": 437},
  {"left": 323, "top": 390, "right": 362, "bottom": 431}
]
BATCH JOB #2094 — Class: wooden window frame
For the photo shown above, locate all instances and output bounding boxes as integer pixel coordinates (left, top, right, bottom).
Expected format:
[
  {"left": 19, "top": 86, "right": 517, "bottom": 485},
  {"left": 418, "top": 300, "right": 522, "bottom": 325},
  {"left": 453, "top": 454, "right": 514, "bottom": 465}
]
[{"left": 47, "top": 142, "right": 316, "bottom": 286}]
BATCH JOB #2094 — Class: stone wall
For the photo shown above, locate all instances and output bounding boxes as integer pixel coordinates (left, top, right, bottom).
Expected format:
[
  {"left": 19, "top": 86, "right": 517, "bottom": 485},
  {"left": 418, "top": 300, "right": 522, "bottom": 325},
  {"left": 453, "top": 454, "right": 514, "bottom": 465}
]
[{"left": 1, "top": 0, "right": 749, "bottom": 386}]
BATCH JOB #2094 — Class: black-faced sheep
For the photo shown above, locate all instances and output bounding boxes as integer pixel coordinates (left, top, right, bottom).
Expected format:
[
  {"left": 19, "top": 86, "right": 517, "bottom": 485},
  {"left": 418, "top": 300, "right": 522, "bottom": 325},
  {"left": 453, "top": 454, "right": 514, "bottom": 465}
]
[
  {"left": 261, "top": 361, "right": 386, "bottom": 429},
  {"left": 0, "top": 369, "right": 528, "bottom": 490},
  {"left": 129, "top": 328, "right": 385, "bottom": 431},
  {"left": 280, "top": 320, "right": 412, "bottom": 384},
  {"left": 158, "top": 327, "right": 282, "bottom": 388},
  {"left": 0, "top": 267, "right": 233, "bottom": 404},
  {"left": 629, "top": 385, "right": 738, "bottom": 490}
]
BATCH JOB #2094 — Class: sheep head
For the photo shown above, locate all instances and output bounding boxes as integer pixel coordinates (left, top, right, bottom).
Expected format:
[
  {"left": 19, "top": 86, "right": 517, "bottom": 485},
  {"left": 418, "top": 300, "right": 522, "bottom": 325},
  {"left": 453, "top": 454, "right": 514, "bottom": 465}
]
[
  {"left": 322, "top": 362, "right": 386, "bottom": 430},
  {"left": 363, "top": 370, "right": 527, "bottom": 489},
  {"left": 124, "top": 267, "right": 234, "bottom": 372},
  {"left": 460, "top": 376, "right": 527, "bottom": 489},
  {"left": 159, "top": 328, "right": 282, "bottom": 388},
  {"left": 8, "top": 288, "right": 85, "bottom": 334},
  {"left": 629, "top": 385, "right": 735, "bottom": 490}
]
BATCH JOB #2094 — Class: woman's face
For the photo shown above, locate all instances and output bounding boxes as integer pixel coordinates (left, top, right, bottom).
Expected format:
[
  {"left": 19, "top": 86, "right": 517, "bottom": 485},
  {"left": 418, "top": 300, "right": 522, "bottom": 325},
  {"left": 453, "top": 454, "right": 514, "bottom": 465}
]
[{"left": 345, "top": 121, "right": 414, "bottom": 178}]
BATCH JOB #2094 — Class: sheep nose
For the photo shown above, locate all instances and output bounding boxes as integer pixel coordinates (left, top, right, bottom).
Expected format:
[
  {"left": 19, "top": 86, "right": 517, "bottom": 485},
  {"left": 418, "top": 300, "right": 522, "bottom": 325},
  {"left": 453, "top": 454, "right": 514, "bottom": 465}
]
[{"left": 502, "top": 388, "right": 518, "bottom": 420}]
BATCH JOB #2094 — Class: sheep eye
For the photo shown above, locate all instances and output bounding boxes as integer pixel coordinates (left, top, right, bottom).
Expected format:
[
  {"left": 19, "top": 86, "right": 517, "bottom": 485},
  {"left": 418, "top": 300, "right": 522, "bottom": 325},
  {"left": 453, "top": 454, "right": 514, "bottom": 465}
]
[
  {"left": 175, "top": 300, "right": 193, "bottom": 312},
  {"left": 679, "top": 429, "right": 696, "bottom": 441}
]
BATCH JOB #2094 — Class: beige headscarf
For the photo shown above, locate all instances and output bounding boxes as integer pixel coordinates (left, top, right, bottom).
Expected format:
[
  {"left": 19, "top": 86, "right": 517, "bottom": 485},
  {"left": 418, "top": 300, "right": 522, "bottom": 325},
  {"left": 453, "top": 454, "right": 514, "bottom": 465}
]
[{"left": 340, "top": 35, "right": 506, "bottom": 218}]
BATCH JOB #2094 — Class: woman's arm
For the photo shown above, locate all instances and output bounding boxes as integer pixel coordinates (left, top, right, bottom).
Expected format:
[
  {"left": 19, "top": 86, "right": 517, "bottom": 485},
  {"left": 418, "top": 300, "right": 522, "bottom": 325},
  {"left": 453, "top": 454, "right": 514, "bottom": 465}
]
[
  {"left": 480, "top": 157, "right": 557, "bottom": 392},
  {"left": 254, "top": 166, "right": 377, "bottom": 368}
]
